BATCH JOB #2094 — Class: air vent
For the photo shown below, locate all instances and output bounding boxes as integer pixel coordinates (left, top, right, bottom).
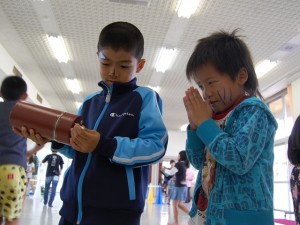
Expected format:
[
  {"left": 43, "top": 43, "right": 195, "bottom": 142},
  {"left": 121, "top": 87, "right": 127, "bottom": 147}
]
[
  {"left": 36, "top": 93, "right": 43, "bottom": 104},
  {"left": 279, "top": 43, "right": 299, "bottom": 52},
  {"left": 109, "top": 0, "right": 151, "bottom": 7},
  {"left": 13, "top": 66, "right": 23, "bottom": 77}
]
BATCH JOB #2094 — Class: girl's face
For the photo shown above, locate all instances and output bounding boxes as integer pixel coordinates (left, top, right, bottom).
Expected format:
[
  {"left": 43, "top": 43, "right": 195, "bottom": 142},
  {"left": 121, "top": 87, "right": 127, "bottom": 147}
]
[
  {"left": 194, "top": 63, "right": 248, "bottom": 114},
  {"left": 97, "top": 47, "right": 145, "bottom": 88}
]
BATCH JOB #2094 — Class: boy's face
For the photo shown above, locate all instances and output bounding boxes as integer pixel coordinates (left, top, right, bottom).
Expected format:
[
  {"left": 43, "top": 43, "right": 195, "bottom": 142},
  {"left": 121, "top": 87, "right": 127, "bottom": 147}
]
[
  {"left": 194, "top": 63, "right": 247, "bottom": 114},
  {"left": 97, "top": 47, "right": 145, "bottom": 88}
]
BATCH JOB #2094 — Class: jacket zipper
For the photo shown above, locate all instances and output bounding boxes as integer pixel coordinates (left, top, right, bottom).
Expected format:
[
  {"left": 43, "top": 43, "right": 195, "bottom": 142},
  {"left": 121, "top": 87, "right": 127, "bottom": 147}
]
[{"left": 76, "top": 83, "right": 113, "bottom": 224}]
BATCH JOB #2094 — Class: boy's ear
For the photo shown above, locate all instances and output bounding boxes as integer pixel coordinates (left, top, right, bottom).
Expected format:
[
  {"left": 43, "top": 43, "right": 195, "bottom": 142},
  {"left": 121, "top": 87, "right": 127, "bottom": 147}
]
[
  {"left": 237, "top": 68, "right": 248, "bottom": 85},
  {"left": 136, "top": 59, "right": 146, "bottom": 73},
  {"left": 20, "top": 93, "right": 28, "bottom": 100}
]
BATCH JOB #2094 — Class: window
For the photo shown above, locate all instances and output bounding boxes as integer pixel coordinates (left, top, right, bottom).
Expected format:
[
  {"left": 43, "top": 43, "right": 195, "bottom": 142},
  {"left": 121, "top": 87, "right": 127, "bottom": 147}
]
[{"left": 267, "top": 90, "right": 295, "bottom": 220}]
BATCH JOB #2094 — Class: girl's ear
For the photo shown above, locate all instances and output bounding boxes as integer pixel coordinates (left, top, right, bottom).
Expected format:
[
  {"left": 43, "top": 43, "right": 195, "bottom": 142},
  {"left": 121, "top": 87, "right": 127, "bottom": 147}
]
[
  {"left": 237, "top": 68, "right": 248, "bottom": 85},
  {"left": 136, "top": 59, "right": 146, "bottom": 73}
]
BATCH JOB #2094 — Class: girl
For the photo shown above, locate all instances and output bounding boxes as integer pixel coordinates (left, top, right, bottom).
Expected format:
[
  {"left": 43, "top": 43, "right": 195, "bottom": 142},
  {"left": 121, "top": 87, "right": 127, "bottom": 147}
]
[
  {"left": 183, "top": 30, "right": 278, "bottom": 225},
  {"left": 167, "top": 151, "right": 190, "bottom": 225},
  {"left": 288, "top": 115, "right": 300, "bottom": 225}
]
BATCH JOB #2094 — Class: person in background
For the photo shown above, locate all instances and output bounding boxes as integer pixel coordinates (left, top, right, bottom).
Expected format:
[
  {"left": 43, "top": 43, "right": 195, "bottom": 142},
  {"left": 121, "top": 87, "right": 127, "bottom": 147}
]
[
  {"left": 0, "top": 75, "right": 43, "bottom": 225},
  {"left": 288, "top": 115, "right": 300, "bottom": 225},
  {"left": 183, "top": 30, "right": 278, "bottom": 225},
  {"left": 25, "top": 156, "right": 35, "bottom": 196},
  {"left": 162, "top": 159, "right": 177, "bottom": 204},
  {"left": 16, "top": 21, "right": 168, "bottom": 225},
  {"left": 167, "top": 151, "right": 190, "bottom": 225},
  {"left": 42, "top": 150, "right": 64, "bottom": 207},
  {"left": 185, "top": 166, "right": 195, "bottom": 203},
  {"left": 30, "top": 153, "right": 39, "bottom": 194}
]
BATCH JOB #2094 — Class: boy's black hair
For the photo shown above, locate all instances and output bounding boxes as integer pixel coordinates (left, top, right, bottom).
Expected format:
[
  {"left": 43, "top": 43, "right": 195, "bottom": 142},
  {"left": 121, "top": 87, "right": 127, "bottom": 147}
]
[
  {"left": 186, "top": 29, "right": 262, "bottom": 98},
  {"left": 97, "top": 21, "right": 144, "bottom": 60},
  {"left": 0, "top": 75, "right": 27, "bottom": 101}
]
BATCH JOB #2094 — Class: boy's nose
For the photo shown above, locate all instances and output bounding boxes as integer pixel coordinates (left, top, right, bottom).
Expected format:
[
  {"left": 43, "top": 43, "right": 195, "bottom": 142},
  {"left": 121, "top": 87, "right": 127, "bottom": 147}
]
[
  {"left": 109, "top": 68, "right": 117, "bottom": 77},
  {"left": 203, "top": 89, "right": 212, "bottom": 99}
]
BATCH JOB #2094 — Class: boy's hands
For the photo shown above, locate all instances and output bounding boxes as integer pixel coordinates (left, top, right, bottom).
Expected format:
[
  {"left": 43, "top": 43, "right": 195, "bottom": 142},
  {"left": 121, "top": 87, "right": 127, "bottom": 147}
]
[
  {"left": 183, "top": 87, "right": 212, "bottom": 130},
  {"left": 13, "top": 124, "right": 100, "bottom": 153},
  {"left": 13, "top": 126, "right": 49, "bottom": 146},
  {"left": 70, "top": 124, "right": 100, "bottom": 153}
]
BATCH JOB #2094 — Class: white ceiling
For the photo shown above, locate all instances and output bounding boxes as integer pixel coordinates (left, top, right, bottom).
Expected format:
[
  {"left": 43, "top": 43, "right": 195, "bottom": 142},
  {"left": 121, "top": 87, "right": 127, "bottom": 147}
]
[{"left": 0, "top": 0, "right": 300, "bottom": 132}]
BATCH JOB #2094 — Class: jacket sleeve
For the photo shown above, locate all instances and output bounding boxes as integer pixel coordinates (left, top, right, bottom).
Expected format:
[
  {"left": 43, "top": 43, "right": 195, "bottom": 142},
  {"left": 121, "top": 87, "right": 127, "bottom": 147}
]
[
  {"left": 186, "top": 126, "right": 205, "bottom": 170},
  {"left": 51, "top": 141, "right": 75, "bottom": 159},
  {"left": 163, "top": 167, "right": 178, "bottom": 176},
  {"left": 99, "top": 89, "right": 168, "bottom": 167},
  {"left": 196, "top": 105, "right": 277, "bottom": 175}
]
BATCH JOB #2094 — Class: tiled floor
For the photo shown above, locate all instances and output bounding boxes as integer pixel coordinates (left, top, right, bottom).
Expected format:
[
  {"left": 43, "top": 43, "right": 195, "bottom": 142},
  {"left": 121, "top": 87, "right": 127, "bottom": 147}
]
[
  {"left": 16, "top": 192, "right": 295, "bottom": 225},
  {"left": 19, "top": 193, "right": 191, "bottom": 225}
]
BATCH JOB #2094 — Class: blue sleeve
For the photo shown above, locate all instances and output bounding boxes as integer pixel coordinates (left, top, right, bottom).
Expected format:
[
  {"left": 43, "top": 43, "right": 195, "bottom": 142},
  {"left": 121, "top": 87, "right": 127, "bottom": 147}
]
[
  {"left": 185, "top": 126, "right": 205, "bottom": 170},
  {"left": 112, "top": 88, "right": 168, "bottom": 167},
  {"left": 51, "top": 142, "right": 75, "bottom": 159},
  {"left": 197, "top": 106, "right": 276, "bottom": 175}
]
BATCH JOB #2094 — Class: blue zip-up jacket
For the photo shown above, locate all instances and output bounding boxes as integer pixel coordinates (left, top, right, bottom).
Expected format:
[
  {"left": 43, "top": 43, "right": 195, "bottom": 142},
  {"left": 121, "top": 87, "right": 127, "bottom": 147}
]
[
  {"left": 186, "top": 97, "right": 278, "bottom": 225},
  {"left": 52, "top": 78, "right": 168, "bottom": 224}
]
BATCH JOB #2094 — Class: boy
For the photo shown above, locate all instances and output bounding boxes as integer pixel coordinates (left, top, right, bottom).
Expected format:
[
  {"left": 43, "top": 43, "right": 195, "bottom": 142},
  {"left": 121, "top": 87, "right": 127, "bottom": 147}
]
[
  {"left": 0, "top": 76, "right": 43, "bottom": 225},
  {"left": 19, "top": 22, "right": 168, "bottom": 225},
  {"left": 183, "top": 30, "right": 277, "bottom": 225}
]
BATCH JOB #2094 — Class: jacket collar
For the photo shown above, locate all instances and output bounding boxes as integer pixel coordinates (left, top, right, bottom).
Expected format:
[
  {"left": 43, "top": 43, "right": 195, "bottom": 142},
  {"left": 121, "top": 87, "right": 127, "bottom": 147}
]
[{"left": 98, "top": 77, "right": 138, "bottom": 96}]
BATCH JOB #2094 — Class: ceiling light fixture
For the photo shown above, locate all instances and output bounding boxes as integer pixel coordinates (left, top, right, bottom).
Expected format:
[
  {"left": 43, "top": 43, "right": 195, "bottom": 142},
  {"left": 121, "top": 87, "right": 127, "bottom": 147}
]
[
  {"left": 154, "top": 47, "right": 177, "bottom": 73},
  {"left": 47, "top": 35, "right": 70, "bottom": 63},
  {"left": 176, "top": 0, "right": 202, "bottom": 19},
  {"left": 65, "top": 78, "right": 81, "bottom": 94},
  {"left": 255, "top": 60, "right": 278, "bottom": 79}
]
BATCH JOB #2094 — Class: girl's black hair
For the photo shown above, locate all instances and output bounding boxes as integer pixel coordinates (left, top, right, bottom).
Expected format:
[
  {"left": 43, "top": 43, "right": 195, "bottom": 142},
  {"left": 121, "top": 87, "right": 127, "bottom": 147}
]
[
  {"left": 97, "top": 21, "right": 144, "bottom": 60},
  {"left": 288, "top": 115, "right": 300, "bottom": 165},
  {"left": 186, "top": 29, "right": 262, "bottom": 98},
  {"left": 179, "top": 150, "right": 190, "bottom": 168}
]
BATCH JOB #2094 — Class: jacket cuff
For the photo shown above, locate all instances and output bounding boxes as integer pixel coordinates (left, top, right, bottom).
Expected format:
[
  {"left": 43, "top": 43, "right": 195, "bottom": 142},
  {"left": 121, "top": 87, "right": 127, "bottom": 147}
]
[
  {"left": 197, "top": 118, "right": 222, "bottom": 145},
  {"left": 51, "top": 141, "right": 65, "bottom": 150}
]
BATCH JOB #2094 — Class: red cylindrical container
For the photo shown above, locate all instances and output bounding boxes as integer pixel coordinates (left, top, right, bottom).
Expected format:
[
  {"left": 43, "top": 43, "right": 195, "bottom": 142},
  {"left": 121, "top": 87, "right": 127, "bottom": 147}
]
[{"left": 10, "top": 101, "right": 82, "bottom": 145}]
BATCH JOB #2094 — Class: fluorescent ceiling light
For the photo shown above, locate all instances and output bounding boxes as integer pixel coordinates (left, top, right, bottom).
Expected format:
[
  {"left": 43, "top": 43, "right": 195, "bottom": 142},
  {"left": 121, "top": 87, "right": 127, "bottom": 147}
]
[
  {"left": 176, "top": 0, "right": 202, "bottom": 18},
  {"left": 255, "top": 60, "right": 278, "bottom": 79},
  {"left": 147, "top": 85, "right": 161, "bottom": 93},
  {"left": 65, "top": 78, "right": 81, "bottom": 94},
  {"left": 154, "top": 47, "right": 177, "bottom": 73},
  {"left": 47, "top": 35, "right": 70, "bottom": 63},
  {"left": 180, "top": 123, "right": 189, "bottom": 132}
]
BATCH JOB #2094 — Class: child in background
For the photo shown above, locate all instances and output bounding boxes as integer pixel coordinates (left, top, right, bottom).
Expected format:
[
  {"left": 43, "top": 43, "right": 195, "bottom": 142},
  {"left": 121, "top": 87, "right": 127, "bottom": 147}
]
[
  {"left": 17, "top": 21, "right": 168, "bottom": 225},
  {"left": 166, "top": 151, "right": 190, "bottom": 225},
  {"left": 185, "top": 165, "right": 195, "bottom": 203},
  {"left": 183, "top": 30, "right": 278, "bottom": 225},
  {"left": 288, "top": 115, "right": 300, "bottom": 225},
  {"left": 0, "top": 76, "right": 43, "bottom": 225}
]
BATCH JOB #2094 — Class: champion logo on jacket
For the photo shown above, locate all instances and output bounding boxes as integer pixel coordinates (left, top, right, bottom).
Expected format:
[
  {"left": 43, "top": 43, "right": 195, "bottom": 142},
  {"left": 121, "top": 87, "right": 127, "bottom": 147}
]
[{"left": 110, "top": 112, "right": 134, "bottom": 117}]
